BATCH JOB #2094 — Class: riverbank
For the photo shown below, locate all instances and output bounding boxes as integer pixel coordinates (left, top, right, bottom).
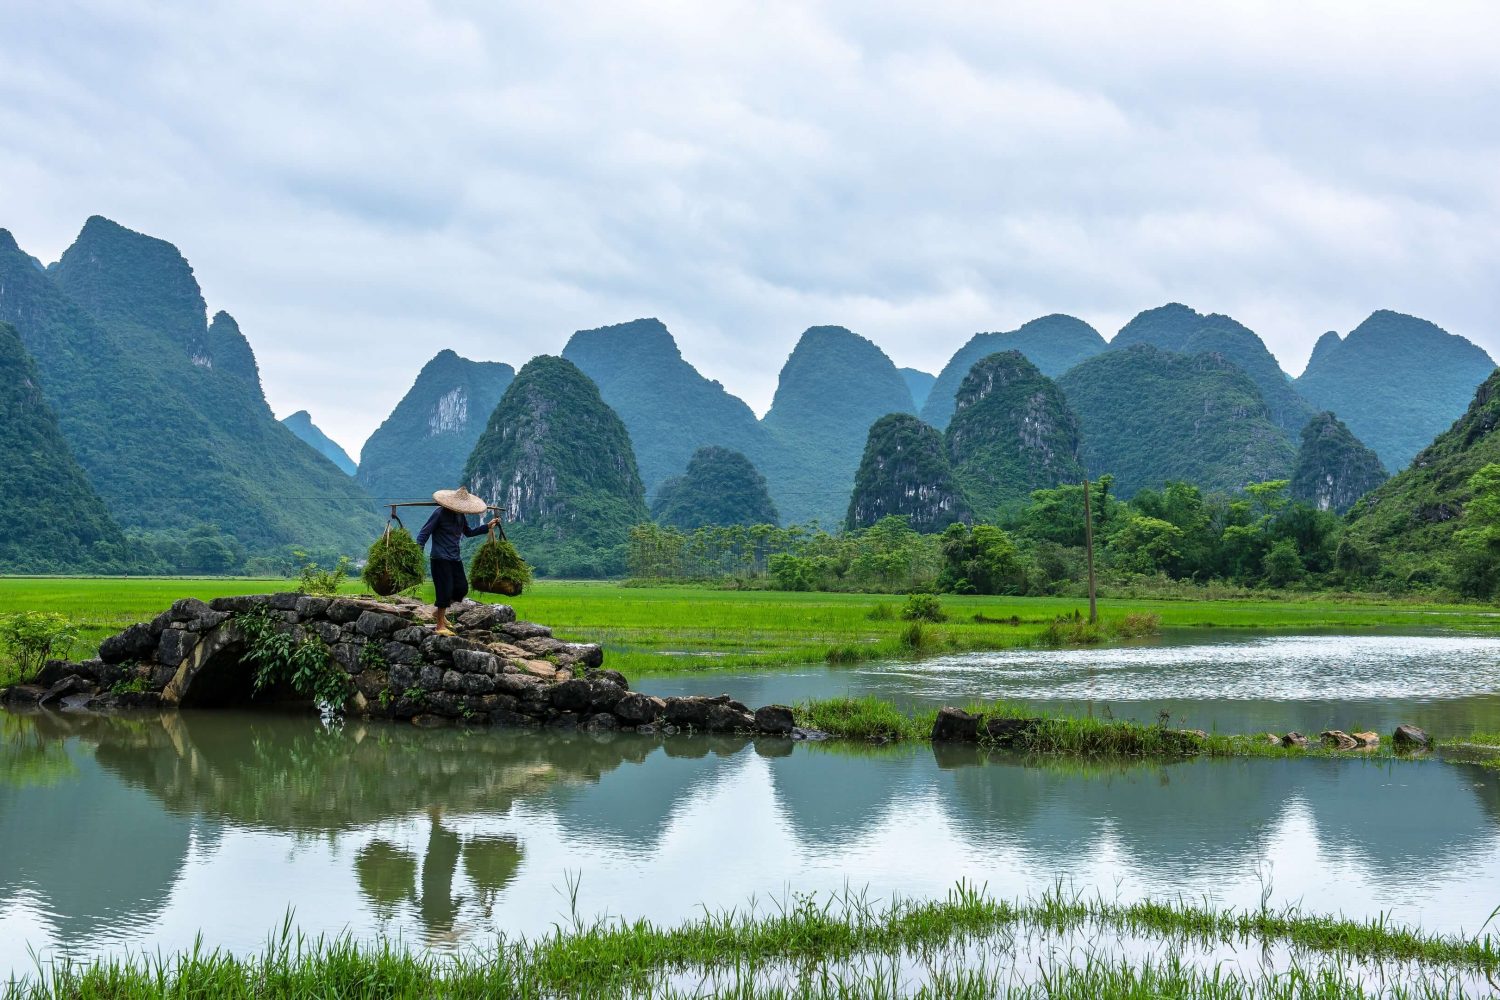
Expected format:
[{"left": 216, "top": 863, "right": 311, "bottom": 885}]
[
  {"left": 5, "top": 577, "right": 1499, "bottom": 681},
  {"left": 5, "top": 882, "right": 1494, "bottom": 999}
]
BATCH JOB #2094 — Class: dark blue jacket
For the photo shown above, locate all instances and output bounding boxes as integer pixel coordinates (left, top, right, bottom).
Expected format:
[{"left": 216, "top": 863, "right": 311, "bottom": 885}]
[{"left": 415, "top": 508, "right": 487, "bottom": 561}]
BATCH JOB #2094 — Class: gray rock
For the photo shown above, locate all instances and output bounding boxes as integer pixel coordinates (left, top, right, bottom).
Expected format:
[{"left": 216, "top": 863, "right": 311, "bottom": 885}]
[
  {"left": 392, "top": 626, "right": 427, "bottom": 645},
  {"left": 331, "top": 644, "right": 361, "bottom": 673},
  {"left": 583, "top": 713, "right": 619, "bottom": 733},
  {"left": 547, "top": 712, "right": 582, "bottom": 728},
  {"left": 462, "top": 673, "right": 496, "bottom": 696},
  {"left": 615, "top": 692, "right": 666, "bottom": 725},
  {"left": 442, "top": 669, "right": 465, "bottom": 692},
  {"left": 453, "top": 649, "right": 500, "bottom": 675},
  {"left": 754, "top": 705, "right": 795, "bottom": 736},
  {"left": 455, "top": 604, "right": 517, "bottom": 630},
  {"left": 549, "top": 678, "right": 594, "bottom": 713},
  {"left": 0, "top": 684, "right": 45, "bottom": 706},
  {"left": 417, "top": 664, "right": 444, "bottom": 690},
  {"left": 355, "top": 611, "right": 403, "bottom": 638},
  {"left": 148, "top": 611, "right": 173, "bottom": 637},
  {"left": 269, "top": 593, "right": 302, "bottom": 611},
  {"left": 494, "top": 673, "right": 543, "bottom": 699},
  {"left": 587, "top": 678, "right": 626, "bottom": 712},
  {"left": 1393, "top": 724, "right": 1432, "bottom": 749},
  {"left": 705, "top": 704, "right": 754, "bottom": 732},
  {"left": 1320, "top": 730, "right": 1359, "bottom": 750},
  {"left": 566, "top": 643, "right": 605, "bottom": 669},
  {"left": 209, "top": 595, "right": 269, "bottom": 614},
  {"left": 308, "top": 620, "right": 342, "bottom": 645},
  {"left": 982, "top": 717, "right": 1038, "bottom": 747},
  {"left": 427, "top": 691, "right": 463, "bottom": 716},
  {"left": 156, "top": 629, "right": 199, "bottom": 668},
  {"left": 98, "top": 623, "right": 156, "bottom": 665},
  {"left": 931, "top": 707, "right": 981, "bottom": 743},
  {"left": 595, "top": 669, "right": 629, "bottom": 690},
  {"left": 168, "top": 597, "right": 215, "bottom": 622},
  {"left": 500, "top": 621, "right": 552, "bottom": 641},
  {"left": 37, "top": 675, "right": 96, "bottom": 706},
  {"left": 326, "top": 599, "right": 365, "bottom": 624},
  {"left": 295, "top": 596, "right": 331, "bottom": 619},
  {"left": 381, "top": 641, "right": 422, "bottom": 665},
  {"left": 1282, "top": 732, "right": 1309, "bottom": 748},
  {"left": 388, "top": 663, "right": 416, "bottom": 691},
  {"left": 663, "top": 696, "right": 711, "bottom": 729}
]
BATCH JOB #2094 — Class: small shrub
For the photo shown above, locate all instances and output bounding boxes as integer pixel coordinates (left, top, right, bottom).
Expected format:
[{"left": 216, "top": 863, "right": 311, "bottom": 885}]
[
  {"left": 298, "top": 555, "right": 352, "bottom": 596},
  {"left": 364, "top": 524, "right": 424, "bottom": 596},
  {"left": 358, "top": 642, "right": 388, "bottom": 671},
  {"left": 899, "top": 621, "right": 937, "bottom": 651},
  {"left": 866, "top": 603, "right": 896, "bottom": 621},
  {"left": 795, "top": 697, "right": 921, "bottom": 742},
  {"left": 0, "top": 612, "right": 77, "bottom": 684},
  {"left": 1110, "top": 612, "right": 1162, "bottom": 639},
  {"left": 825, "top": 644, "right": 863, "bottom": 664},
  {"left": 1039, "top": 612, "right": 1104, "bottom": 646},
  {"left": 900, "top": 593, "right": 947, "bottom": 623}
]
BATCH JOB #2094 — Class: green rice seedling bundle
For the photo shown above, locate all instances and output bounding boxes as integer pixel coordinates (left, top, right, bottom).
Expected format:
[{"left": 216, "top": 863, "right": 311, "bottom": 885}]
[
  {"left": 363, "top": 522, "right": 424, "bottom": 596},
  {"left": 470, "top": 528, "right": 533, "bottom": 596}
]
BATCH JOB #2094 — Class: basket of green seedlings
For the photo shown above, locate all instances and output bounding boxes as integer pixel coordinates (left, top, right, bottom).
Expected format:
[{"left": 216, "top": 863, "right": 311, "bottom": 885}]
[
  {"left": 469, "top": 521, "right": 532, "bottom": 596},
  {"left": 363, "top": 517, "right": 424, "bottom": 596}
]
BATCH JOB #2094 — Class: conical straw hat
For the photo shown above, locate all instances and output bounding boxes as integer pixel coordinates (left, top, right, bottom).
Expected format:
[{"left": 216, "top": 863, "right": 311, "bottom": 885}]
[{"left": 432, "top": 486, "right": 487, "bottom": 515}]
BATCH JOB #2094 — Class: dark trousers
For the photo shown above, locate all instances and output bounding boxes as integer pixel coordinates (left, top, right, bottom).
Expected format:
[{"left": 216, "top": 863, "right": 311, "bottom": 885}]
[{"left": 431, "top": 558, "right": 469, "bottom": 609}]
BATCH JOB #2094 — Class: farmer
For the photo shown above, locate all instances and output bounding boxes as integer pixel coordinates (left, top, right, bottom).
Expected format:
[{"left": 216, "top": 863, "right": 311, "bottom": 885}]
[{"left": 415, "top": 487, "right": 498, "bottom": 635}]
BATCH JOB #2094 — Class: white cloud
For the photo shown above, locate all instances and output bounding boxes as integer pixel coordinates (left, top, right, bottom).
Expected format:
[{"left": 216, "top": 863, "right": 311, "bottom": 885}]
[{"left": 2, "top": 0, "right": 1498, "bottom": 456}]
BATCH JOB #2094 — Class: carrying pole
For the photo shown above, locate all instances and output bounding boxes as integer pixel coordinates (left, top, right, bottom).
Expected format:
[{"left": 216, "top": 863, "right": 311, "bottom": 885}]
[{"left": 1082, "top": 478, "right": 1098, "bottom": 625}]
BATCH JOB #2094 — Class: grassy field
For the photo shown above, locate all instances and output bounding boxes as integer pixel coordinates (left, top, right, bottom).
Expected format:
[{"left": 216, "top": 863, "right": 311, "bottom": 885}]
[
  {"left": 4, "top": 576, "right": 1499, "bottom": 679},
  {"left": 5, "top": 882, "right": 1495, "bottom": 998}
]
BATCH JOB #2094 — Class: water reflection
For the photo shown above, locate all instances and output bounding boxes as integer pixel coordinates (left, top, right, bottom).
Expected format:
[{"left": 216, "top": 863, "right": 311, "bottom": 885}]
[{"left": 2, "top": 707, "right": 1498, "bottom": 973}]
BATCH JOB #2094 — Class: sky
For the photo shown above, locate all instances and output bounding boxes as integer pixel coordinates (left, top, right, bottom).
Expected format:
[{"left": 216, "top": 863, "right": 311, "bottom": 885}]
[{"left": 2, "top": 1, "right": 1498, "bottom": 459}]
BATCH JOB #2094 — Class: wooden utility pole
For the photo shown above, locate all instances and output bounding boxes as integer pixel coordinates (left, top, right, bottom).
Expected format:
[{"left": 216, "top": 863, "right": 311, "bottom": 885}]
[{"left": 1082, "top": 478, "right": 1098, "bottom": 624}]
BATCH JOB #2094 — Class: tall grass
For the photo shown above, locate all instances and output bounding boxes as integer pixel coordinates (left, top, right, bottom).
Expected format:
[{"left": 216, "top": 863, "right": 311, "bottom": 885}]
[{"left": 7, "top": 883, "right": 1496, "bottom": 998}]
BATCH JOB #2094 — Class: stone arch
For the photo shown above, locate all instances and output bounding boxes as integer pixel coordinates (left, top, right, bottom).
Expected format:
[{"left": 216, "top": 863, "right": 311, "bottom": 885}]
[{"left": 162, "top": 623, "right": 310, "bottom": 710}]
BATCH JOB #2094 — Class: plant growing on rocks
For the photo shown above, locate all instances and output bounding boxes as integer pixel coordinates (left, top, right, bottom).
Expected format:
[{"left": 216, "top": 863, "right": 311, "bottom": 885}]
[
  {"left": 236, "top": 604, "right": 351, "bottom": 712},
  {"left": 0, "top": 611, "right": 76, "bottom": 685},
  {"left": 297, "top": 554, "right": 352, "bottom": 597}
]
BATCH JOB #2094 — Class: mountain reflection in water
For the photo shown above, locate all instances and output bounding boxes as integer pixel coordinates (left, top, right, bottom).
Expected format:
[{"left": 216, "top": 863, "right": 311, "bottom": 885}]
[{"left": 1, "top": 707, "right": 1498, "bottom": 971}]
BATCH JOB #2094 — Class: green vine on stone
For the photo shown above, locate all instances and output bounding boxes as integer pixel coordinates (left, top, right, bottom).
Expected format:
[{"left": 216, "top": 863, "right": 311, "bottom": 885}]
[{"left": 235, "top": 605, "right": 351, "bottom": 713}]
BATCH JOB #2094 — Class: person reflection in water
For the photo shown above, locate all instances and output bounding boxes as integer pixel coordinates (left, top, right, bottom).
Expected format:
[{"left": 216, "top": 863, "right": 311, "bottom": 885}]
[{"left": 352, "top": 808, "right": 522, "bottom": 944}]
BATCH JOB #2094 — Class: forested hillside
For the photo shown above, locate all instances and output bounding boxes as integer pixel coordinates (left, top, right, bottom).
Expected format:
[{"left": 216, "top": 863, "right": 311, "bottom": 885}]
[
  {"left": 465, "top": 356, "right": 647, "bottom": 577},
  {"left": 947, "top": 351, "right": 1084, "bottom": 518},
  {"left": 0, "top": 322, "right": 141, "bottom": 573},
  {"left": 900, "top": 368, "right": 936, "bottom": 409},
  {"left": 759, "top": 326, "right": 916, "bottom": 526},
  {"left": 652, "top": 446, "right": 779, "bottom": 529},
  {"left": 0, "top": 218, "right": 375, "bottom": 569},
  {"left": 1058, "top": 345, "right": 1296, "bottom": 496},
  {"left": 1345, "top": 370, "right": 1500, "bottom": 593},
  {"left": 1296, "top": 310, "right": 1495, "bottom": 472},
  {"left": 921, "top": 314, "right": 1105, "bottom": 429},
  {"left": 1289, "top": 413, "right": 1386, "bottom": 514},
  {"left": 1109, "top": 304, "right": 1313, "bottom": 435},
  {"left": 846, "top": 414, "right": 970, "bottom": 532},
  {"left": 358, "top": 350, "right": 514, "bottom": 505},
  {"left": 562, "top": 318, "right": 769, "bottom": 501}
]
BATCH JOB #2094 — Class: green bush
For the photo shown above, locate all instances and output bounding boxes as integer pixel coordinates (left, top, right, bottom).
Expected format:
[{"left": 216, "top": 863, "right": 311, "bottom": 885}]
[
  {"left": 364, "top": 524, "right": 424, "bottom": 596},
  {"left": 0, "top": 612, "right": 77, "bottom": 685},
  {"left": 298, "top": 554, "right": 352, "bottom": 596},
  {"left": 900, "top": 593, "right": 947, "bottom": 622},
  {"left": 236, "top": 605, "right": 350, "bottom": 712}
]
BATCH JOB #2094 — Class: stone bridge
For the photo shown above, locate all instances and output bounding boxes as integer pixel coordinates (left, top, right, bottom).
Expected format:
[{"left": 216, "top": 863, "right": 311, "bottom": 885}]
[{"left": 0, "top": 593, "right": 801, "bottom": 737}]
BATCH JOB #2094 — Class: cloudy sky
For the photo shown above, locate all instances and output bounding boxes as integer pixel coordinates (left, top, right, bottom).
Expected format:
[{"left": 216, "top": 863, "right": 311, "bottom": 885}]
[{"left": 3, "top": 1, "right": 1498, "bottom": 457}]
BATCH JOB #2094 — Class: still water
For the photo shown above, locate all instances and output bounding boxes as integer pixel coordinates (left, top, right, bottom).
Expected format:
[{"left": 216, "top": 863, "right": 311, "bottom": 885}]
[
  {"left": 654, "top": 632, "right": 1500, "bottom": 735},
  {"left": 3, "top": 685, "right": 1499, "bottom": 973}
]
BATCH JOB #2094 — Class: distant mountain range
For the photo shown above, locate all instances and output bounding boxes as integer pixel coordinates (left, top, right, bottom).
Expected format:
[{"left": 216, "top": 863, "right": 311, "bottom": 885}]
[
  {"left": 0, "top": 217, "right": 375, "bottom": 569},
  {"left": 2, "top": 211, "right": 1495, "bottom": 575}
]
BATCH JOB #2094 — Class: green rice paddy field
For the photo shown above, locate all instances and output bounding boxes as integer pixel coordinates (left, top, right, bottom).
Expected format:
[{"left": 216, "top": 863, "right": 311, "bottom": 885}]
[{"left": 5, "top": 577, "right": 1499, "bottom": 678}]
